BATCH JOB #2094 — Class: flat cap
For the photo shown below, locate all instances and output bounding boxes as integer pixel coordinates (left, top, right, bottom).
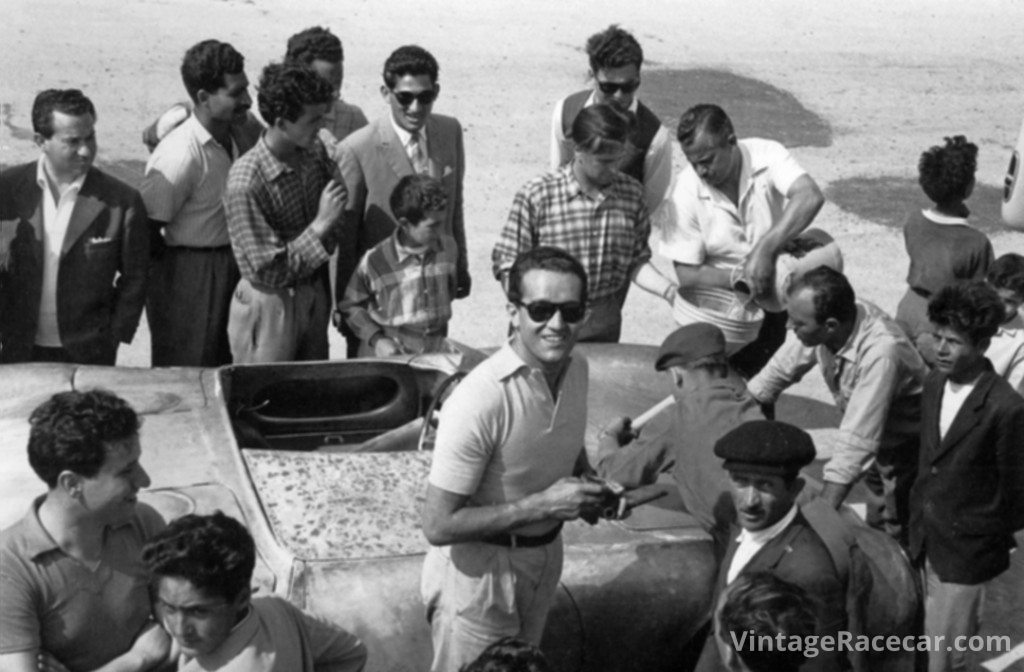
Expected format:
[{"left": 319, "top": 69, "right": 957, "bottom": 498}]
[
  {"left": 713, "top": 420, "right": 816, "bottom": 476},
  {"left": 655, "top": 322, "right": 726, "bottom": 371}
]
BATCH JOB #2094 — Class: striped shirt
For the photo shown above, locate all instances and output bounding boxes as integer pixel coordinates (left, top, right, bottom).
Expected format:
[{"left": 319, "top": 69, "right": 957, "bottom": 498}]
[
  {"left": 225, "top": 135, "right": 338, "bottom": 288},
  {"left": 491, "top": 164, "right": 652, "bottom": 302},
  {"left": 340, "top": 230, "right": 457, "bottom": 344}
]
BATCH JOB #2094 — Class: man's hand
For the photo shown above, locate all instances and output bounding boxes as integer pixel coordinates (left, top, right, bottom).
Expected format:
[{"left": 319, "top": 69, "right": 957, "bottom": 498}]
[
  {"left": 37, "top": 652, "right": 70, "bottom": 672},
  {"left": 600, "top": 417, "right": 635, "bottom": 447},
  {"left": 741, "top": 244, "right": 778, "bottom": 301},
  {"left": 373, "top": 336, "right": 401, "bottom": 357},
  {"left": 312, "top": 180, "right": 347, "bottom": 239},
  {"left": 534, "top": 477, "right": 608, "bottom": 521}
]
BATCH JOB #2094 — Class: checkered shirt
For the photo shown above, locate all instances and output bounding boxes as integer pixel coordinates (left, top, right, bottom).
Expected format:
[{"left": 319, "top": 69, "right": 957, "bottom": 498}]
[
  {"left": 225, "top": 135, "right": 338, "bottom": 288},
  {"left": 340, "top": 230, "right": 457, "bottom": 342},
  {"left": 491, "top": 164, "right": 652, "bottom": 302}
]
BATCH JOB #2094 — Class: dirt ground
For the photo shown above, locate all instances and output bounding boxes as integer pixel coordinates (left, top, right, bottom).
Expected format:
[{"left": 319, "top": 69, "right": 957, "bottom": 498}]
[{"left": 3, "top": 0, "right": 1024, "bottom": 667}]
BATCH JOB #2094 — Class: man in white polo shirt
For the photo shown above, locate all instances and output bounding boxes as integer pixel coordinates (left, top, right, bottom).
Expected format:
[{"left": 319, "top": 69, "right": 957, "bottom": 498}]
[
  {"left": 660, "top": 104, "right": 825, "bottom": 379},
  {"left": 141, "top": 40, "right": 252, "bottom": 366},
  {"left": 420, "top": 246, "right": 609, "bottom": 672}
]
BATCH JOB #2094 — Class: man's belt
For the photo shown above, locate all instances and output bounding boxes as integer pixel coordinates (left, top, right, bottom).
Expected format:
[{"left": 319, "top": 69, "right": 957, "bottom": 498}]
[{"left": 482, "top": 523, "right": 562, "bottom": 548}]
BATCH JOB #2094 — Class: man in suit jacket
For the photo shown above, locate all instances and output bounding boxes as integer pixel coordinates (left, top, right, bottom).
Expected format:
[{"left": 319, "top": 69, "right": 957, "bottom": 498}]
[
  {"left": 0, "top": 89, "right": 148, "bottom": 365},
  {"left": 336, "top": 45, "right": 470, "bottom": 356},
  {"left": 695, "top": 421, "right": 848, "bottom": 672},
  {"left": 908, "top": 281, "right": 1024, "bottom": 672}
]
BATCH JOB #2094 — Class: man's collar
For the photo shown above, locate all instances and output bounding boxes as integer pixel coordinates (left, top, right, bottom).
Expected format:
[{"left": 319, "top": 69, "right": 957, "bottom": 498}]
[
  {"left": 391, "top": 229, "right": 440, "bottom": 262},
  {"left": 736, "top": 504, "right": 798, "bottom": 546},
  {"left": 36, "top": 156, "right": 87, "bottom": 197},
  {"left": 254, "top": 133, "right": 295, "bottom": 181},
  {"left": 831, "top": 303, "right": 867, "bottom": 362},
  {"left": 921, "top": 207, "right": 970, "bottom": 227},
  {"left": 18, "top": 496, "right": 62, "bottom": 559}
]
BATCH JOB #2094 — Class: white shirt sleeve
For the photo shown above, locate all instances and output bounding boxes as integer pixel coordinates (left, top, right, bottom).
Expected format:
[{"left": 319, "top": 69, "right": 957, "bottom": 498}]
[
  {"left": 643, "top": 125, "right": 674, "bottom": 216},
  {"left": 656, "top": 167, "right": 706, "bottom": 265},
  {"left": 755, "top": 138, "right": 807, "bottom": 197},
  {"left": 549, "top": 97, "right": 573, "bottom": 172}
]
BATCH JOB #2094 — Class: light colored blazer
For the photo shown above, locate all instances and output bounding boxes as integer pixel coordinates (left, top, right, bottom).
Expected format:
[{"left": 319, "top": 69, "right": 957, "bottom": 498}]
[
  {"left": 0, "top": 162, "right": 149, "bottom": 364},
  {"left": 336, "top": 113, "right": 468, "bottom": 301}
]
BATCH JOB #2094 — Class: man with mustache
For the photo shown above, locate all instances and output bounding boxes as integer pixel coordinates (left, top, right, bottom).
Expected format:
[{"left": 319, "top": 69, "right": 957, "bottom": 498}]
[
  {"left": 141, "top": 40, "right": 252, "bottom": 366},
  {"left": 696, "top": 420, "right": 847, "bottom": 672}
]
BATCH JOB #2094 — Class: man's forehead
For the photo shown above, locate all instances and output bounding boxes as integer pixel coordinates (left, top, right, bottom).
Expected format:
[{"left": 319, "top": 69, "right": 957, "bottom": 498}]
[
  {"left": 519, "top": 269, "right": 583, "bottom": 300},
  {"left": 391, "top": 73, "right": 435, "bottom": 91},
  {"left": 103, "top": 434, "right": 141, "bottom": 465},
  {"left": 51, "top": 110, "right": 95, "bottom": 133},
  {"left": 594, "top": 63, "right": 639, "bottom": 81}
]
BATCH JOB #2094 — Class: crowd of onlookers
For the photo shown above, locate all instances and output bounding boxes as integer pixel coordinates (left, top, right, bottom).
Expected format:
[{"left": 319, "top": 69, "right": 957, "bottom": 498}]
[{"left": 1, "top": 19, "right": 1023, "bottom": 672}]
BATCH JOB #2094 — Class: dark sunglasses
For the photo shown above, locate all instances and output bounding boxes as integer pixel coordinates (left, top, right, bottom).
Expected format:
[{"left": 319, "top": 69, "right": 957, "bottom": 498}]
[
  {"left": 597, "top": 79, "right": 640, "bottom": 95},
  {"left": 391, "top": 89, "right": 438, "bottom": 107},
  {"left": 518, "top": 301, "right": 587, "bottom": 323}
]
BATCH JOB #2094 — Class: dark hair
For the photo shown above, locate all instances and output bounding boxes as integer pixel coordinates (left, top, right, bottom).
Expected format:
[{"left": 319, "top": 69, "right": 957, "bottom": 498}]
[
  {"left": 569, "top": 103, "right": 634, "bottom": 154},
  {"left": 927, "top": 281, "right": 1004, "bottom": 346},
  {"left": 677, "top": 103, "right": 734, "bottom": 147},
  {"left": 390, "top": 174, "right": 448, "bottom": 224},
  {"left": 460, "top": 637, "right": 551, "bottom": 672},
  {"left": 382, "top": 45, "right": 439, "bottom": 88},
  {"left": 32, "top": 89, "right": 96, "bottom": 138},
  {"left": 788, "top": 266, "right": 858, "bottom": 325},
  {"left": 143, "top": 511, "right": 255, "bottom": 603},
  {"left": 180, "top": 40, "right": 245, "bottom": 103},
  {"left": 987, "top": 253, "right": 1024, "bottom": 296},
  {"left": 286, "top": 26, "right": 344, "bottom": 65},
  {"left": 507, "top": 246, "right": 588, "bottom": 307},
  {"left": 718, "top": 572, "right": 818, "bottom": 672},
  {"left": 257, "top": 62, "right": 334, "bottom": 126},
  {"left": 585, "top": 24, "right": 643, "bottom": 72},
  {"left": 28, "top": 390, "right": 139, "bottom": 488},
  {"left": 918, "top": 135, "right": 978, "bottom": 206}
]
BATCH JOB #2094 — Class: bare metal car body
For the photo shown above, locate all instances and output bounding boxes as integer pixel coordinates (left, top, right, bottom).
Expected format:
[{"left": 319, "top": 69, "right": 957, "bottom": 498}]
[{"left": 0, "top": 344, "right": 718, "bottom": 672}]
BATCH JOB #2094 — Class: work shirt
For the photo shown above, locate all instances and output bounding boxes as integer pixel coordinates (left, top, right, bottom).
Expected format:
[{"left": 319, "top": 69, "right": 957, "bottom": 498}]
[
  {"left": 659, "top": 138, "right": 806, "bottom": 270},
  {"left": 492, "top": 164, "right": 651, "bottom": 303},
  {"left": 141, "top": 114, "right": 235, "bottom": 248},
  {"left": 748, "top": 301, "right": 927, "bottom": 485},
  {"left": 225, "top": 136, "right": 337, "bottom": 288},
  {"left": 428, "top": 343, "right": 588, "bottom": 537}
]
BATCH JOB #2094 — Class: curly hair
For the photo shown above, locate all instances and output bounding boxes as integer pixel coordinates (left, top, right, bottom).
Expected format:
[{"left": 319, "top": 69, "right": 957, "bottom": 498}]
[
  {"left": 382, "top": 45, "right": 439, "bottom": 88},
  {"left": 460, "top": 637, "right": 551, "bottom": 672},
  {"left": 390, "top": 174, "right": 448, "bottom": 224},
  {"left": 28, "top": 390, "right": 140, "bottom": 488},
  {"left": 257, "top": 62, "right": 334, "bottom": 126},
  {"left": 285, "top": 26, "right": 343, "bottom": 65},
  {"left": 927, "top": 281, "right": 1004, "bottom": 345},
  {"left": 32, "top": 89, "right": 96, "bottom": 138},
  {"left": 787, "top": 266, "right": 858, "bottom": 325},
  {"left": 717, "top": 572, "right": 818, "bottom": 672},
  {"left": 918, "top": 135, "right": 978, "bottom": 206},
  {"left": 585, "top": 24, "right": 643, "bottom": 72},
  {"left": 142, "top": 511, "right": 255, "bottom": 603},
  {"left": 180, "top": 40, "right": 245, "bottom": 103},
  {"left": 677, "top": 103, "right": 735, "bottom": 148},
  {"left": 569, "top": 103, "right": 634, "bottom": 155},
  {"left": 506, "top": 246, "right": 588, "bottom": 307},
  {"left": 987, "top": 253, "right": 1024, "bottom": 296}
]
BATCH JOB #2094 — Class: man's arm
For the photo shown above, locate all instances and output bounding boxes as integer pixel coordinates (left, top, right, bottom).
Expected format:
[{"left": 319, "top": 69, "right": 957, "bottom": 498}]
[
  {"left": 594, "top": 416, "right": 675, "bottom": 488},
  {"left": 642, "top": 126, "right": 674, "bottom": 216},
  {"left": 548, "top": 98, "right": 573, "bottom": 172},
  {"left": 111, "top": 190, "right": 150, "bottom": 345},
  {"left": 334, "top": 141, "right": 367, "bottom": 302},
  {"left": 421, "top": 479, "right": 606, "bottom": 547},
  {"left": 337, "top": 257, "right": 399, "bottom": 356},
  {"left": 658, "top": 169, "right": 732, "bottom": 291},
  {"left": 672, "top": 261, "right": 733, "bottom": 291},
  {"left": 295, "top": 604, "right": 368, "bottom": 672},
  {"left": 3, "top": 619, "right": 171, "bottom": 672},
  {"left": 491, "top": 186, "right": 536, "bottom": 293},
  {"left": 627, "top": 200, "right": 676, "bottom": 301},
  {"left": 451, "top": 122, "right": 471, "bottom": 298},
  {"left": 746, "top": 332, "right": 818, "bottom": 404},
  {"left": 743, "top": 173, "right": 825, "bottom": 300}
]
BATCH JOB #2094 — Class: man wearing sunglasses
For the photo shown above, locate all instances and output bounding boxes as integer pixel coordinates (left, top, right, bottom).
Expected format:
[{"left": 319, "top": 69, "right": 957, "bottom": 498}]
[
  {"left": 422, "top": 247, "right": 609, "bottom": 672},
  {"left": 336, "top": 45, "right": 470, "bottom": 357},
  {"left": 549, "top": 25, "right": 673, "bottom": 217}
]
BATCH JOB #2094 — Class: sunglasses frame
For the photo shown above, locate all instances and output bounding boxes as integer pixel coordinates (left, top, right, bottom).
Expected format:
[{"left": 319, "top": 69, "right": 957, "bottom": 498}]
[
  {"left": 518, "top": 301, "right": 587, "bottom": 324},
  {"left": 596, "top": 79, "right": 640, "bottom": 95},
  {"left": 391, "top": 88, "right": 439, "bottom": 108}
]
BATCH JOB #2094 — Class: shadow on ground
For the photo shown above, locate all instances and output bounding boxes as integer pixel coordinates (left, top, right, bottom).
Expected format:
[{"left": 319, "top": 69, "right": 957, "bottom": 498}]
[
  {"left": 641, "top": 68, "right": 833, "bottom": 149},
  {"left": 826, "top": 176, "right": 1007, "bottom": 236}
]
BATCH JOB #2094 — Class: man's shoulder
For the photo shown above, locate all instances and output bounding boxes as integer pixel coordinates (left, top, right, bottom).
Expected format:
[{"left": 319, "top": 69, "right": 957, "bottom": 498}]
[
  {"left": 427, "top": 113, "right": 463, "bottom": 136},
  {"left": 738, "top": 137, "right": 789, "bottom": 157},
  {"left": 978, "top": 369, "right": 1024, "bottom": 414},
  {"left": 82, "top": 167, "right": 143, "bottom": 205},
  {"left": 338, "top": 117, "right": 384, "bottom": 152},
  {"left": 0, "top": 161, "right": 36, "bottom": 187},
  {"left": 779, "top": 514, "right": 842, "bottom": 579}
]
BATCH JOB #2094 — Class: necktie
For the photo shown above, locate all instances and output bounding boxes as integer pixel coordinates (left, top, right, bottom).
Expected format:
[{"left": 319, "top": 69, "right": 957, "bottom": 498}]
[{"left": 407, "top": 132, "right": 429, "bottom": 175}]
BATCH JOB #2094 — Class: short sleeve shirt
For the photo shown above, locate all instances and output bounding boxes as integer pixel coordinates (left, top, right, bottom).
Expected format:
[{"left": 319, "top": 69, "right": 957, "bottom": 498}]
[
  {"left": 659, "top": 138, "right": 806, "bottom": 269},
  {"left": 140, "top": 114, "right": 234, "bottom": 247},
  {"left": 0, "top": 499, "right": 163, "bottom": 671},
  {"left": 428, "top": 344, "right": 588, "bottom": 537}
]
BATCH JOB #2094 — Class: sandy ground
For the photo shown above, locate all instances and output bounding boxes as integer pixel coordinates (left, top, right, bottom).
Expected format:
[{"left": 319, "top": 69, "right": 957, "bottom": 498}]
[{"left": 3, "top": 1, "right": 1024, "bottom": 667}]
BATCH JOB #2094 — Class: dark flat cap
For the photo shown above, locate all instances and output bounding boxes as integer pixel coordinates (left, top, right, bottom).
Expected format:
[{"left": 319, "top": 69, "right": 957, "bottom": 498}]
[
  {"left": 713, "top": 420, "right": 816, "bottom": 476},
  {"left": 655, "top": 322, "right": 726, "bottom": 371}
]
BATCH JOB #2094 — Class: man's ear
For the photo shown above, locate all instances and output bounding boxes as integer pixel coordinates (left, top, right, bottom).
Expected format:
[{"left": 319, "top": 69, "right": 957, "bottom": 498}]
[
  {"left": 34, "top": 132, "right": 47, "bottom": 149},
  {"left": 380, "top": 84, "right": 391, "bottom": 101},
  {"left": 823, "top": 316, "right": 841, "bottom": 333},
  {"left": 195, "top": 89, "right": 210, "bottom": 107},
  {"left": 726, "top": 133, "right": 738, "bottom": 147},
  {"left": 231, "top": 585, "right": 252, "bottom": 612},
  {"left": 507, "top": 302, "right": 520, "bottom": 331},
  {"left": 56, "top": 471, "right": 83, "bottom": 500},
  {"left": 671, "top": 368, "right": 685, "bottom": 390},
  {"left": 790, "top": 476, "right": 807, "bottom": 501}
]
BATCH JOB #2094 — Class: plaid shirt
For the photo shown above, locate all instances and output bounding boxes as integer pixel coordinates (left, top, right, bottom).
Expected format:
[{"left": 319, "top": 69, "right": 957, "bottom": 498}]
[
  {"left": 339, "top": 230, "right": 457, "bottom": 343},
  {"left": 225, "top": 135, "right": 338, "bottom": 288},
  {"left": 491, "top": 164, "right": 652, "bottom": 302}
]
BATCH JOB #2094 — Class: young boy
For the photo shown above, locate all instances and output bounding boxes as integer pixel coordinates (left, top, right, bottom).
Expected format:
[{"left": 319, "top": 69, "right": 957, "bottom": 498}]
[
  {"left": 986, "top": 252, "right": 1024, "bottom": 394},
  {"left": 908, "top": 281, "right": 1024, "bottom": 672},
  {"left": 143, "top": 511, "right": 367, "bottom": 672},
  {"left": 895, "top": 135, "right": 994, "bottom": 364},
  {"left": 339, "top": 174, "right": 457, "bottom": 356}
]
